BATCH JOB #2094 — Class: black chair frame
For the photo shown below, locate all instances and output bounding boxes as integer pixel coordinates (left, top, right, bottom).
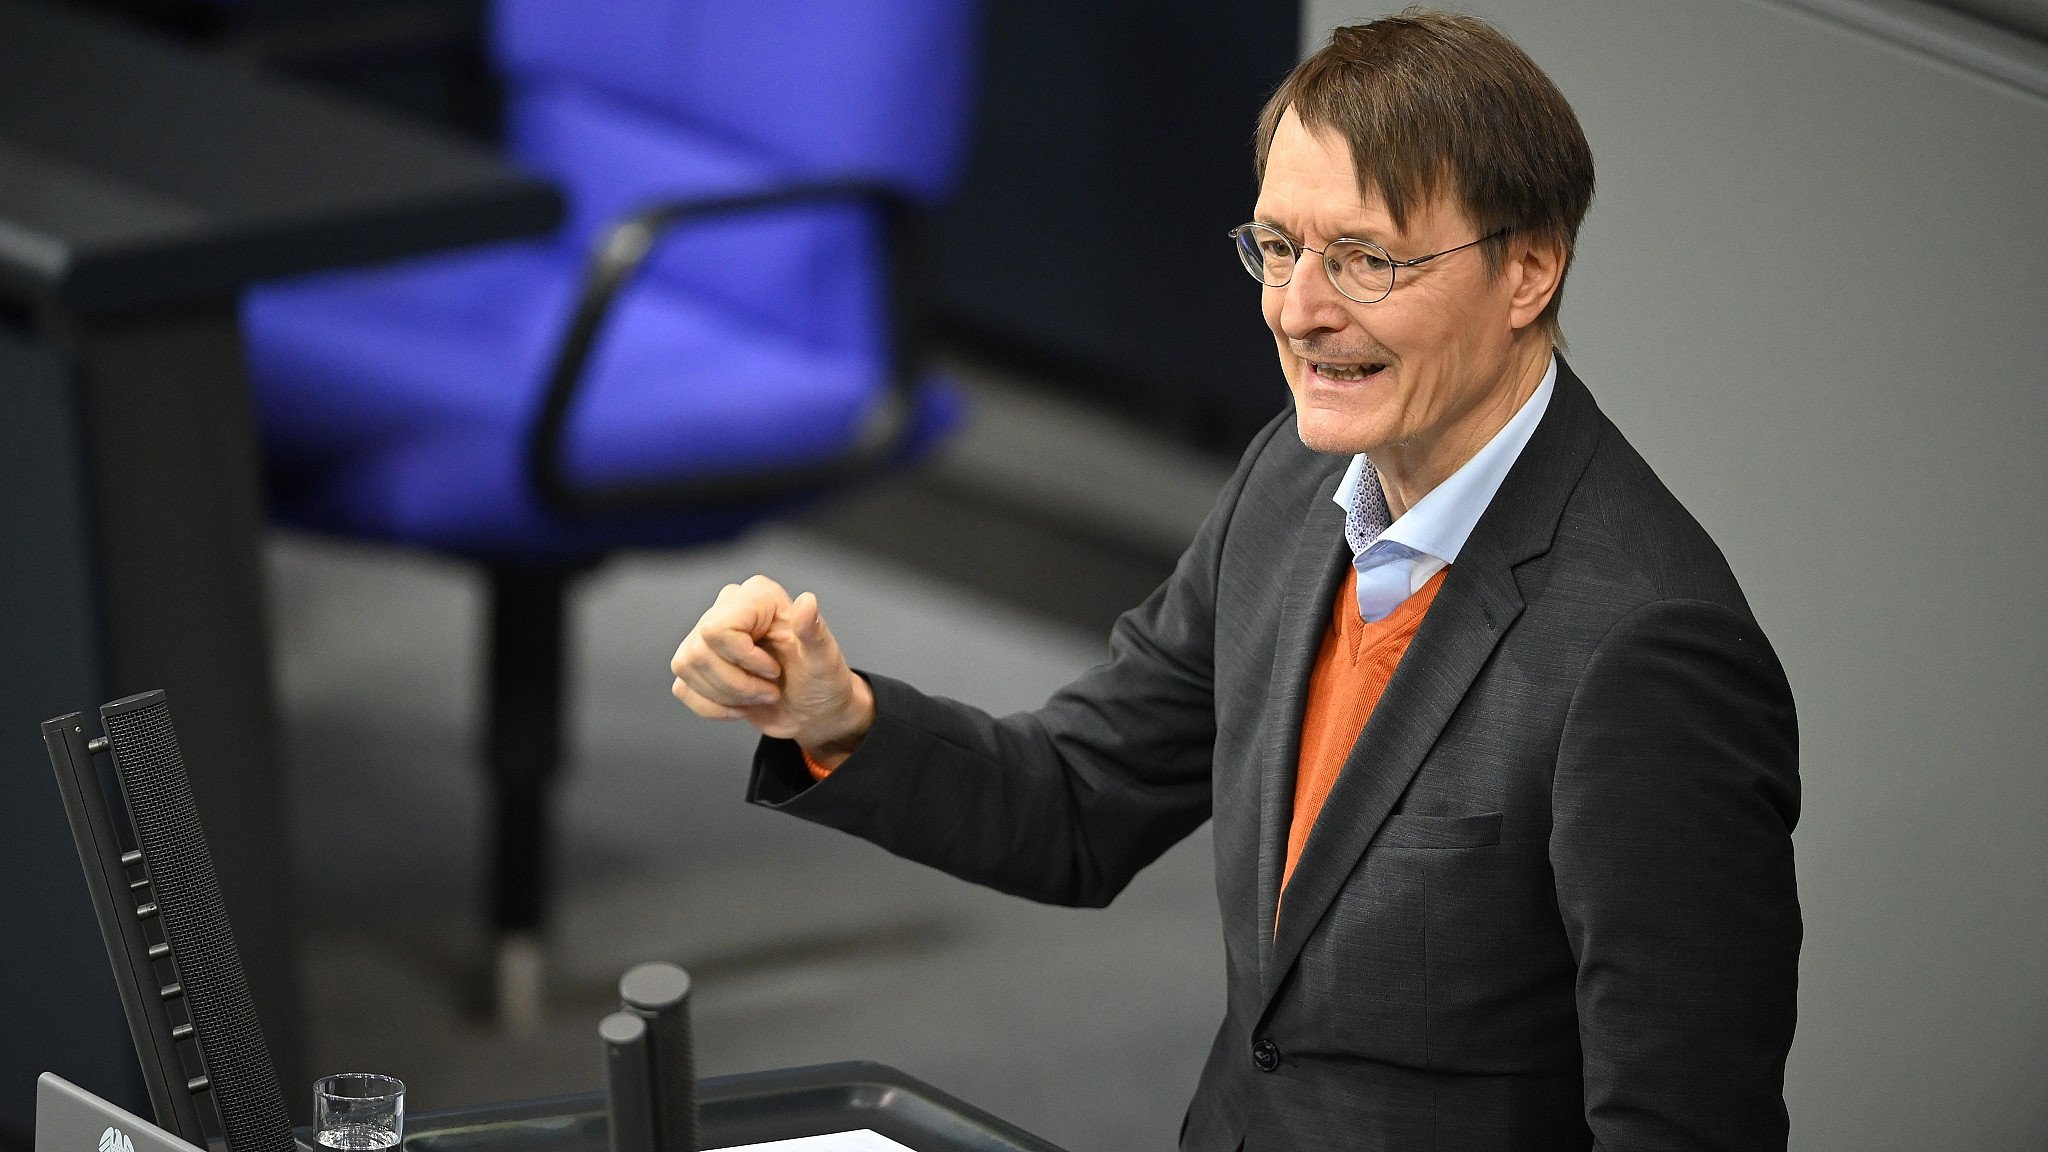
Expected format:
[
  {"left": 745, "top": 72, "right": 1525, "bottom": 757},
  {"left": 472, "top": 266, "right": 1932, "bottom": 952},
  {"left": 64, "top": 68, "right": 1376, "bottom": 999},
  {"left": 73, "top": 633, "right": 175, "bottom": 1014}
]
[{"left": 527, "top": 178, "right": 929, "bottom": 516}]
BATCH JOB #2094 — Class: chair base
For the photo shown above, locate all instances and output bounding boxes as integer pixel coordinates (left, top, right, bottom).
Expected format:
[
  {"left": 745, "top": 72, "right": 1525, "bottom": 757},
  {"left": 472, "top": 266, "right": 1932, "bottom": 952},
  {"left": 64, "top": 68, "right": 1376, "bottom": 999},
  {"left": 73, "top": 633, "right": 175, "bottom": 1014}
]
[
  {"left": 492, "top": 931, "right": 549, "bottom": 1033},
  {"left": 483, "top": 562, "right": 586, "bottom": 1030}
]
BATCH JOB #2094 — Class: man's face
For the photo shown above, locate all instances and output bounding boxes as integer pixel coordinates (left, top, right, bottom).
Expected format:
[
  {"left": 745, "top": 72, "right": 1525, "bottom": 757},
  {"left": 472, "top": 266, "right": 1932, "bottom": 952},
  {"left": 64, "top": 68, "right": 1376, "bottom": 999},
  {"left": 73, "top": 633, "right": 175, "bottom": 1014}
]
[{"left": 1254, "top": 109, "right": 1534, "bottom": 469}]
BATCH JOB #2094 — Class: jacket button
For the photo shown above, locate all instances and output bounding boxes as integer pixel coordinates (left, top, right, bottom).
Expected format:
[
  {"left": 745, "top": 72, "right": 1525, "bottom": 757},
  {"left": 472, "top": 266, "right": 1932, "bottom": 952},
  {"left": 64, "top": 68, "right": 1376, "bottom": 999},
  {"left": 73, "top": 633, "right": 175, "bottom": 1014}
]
[{"left": 1251, "top": 1038, "right": 1281, "bottom": 1072}]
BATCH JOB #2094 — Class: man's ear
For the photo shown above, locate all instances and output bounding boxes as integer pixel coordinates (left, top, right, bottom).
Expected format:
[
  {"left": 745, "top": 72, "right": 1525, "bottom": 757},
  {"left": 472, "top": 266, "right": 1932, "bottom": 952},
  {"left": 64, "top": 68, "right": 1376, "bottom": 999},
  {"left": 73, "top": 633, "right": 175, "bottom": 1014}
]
[{"left": 1505, "top": 234, "right": 1566, "bottom": 332}]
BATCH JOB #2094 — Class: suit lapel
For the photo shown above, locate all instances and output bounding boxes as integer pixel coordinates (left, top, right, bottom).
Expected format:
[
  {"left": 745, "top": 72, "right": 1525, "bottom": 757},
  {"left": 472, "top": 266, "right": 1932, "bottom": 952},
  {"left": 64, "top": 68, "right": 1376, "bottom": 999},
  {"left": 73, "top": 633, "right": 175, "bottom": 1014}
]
[
  {"left": 1257, "top": 360, "right": 1607, "bottom": 1011},
  {"left": 1262, "top": 560, "right": 1524, "bottom": 997},
  {"left": 1253, "top": 465, "right": 1349, "bottom": 993}
]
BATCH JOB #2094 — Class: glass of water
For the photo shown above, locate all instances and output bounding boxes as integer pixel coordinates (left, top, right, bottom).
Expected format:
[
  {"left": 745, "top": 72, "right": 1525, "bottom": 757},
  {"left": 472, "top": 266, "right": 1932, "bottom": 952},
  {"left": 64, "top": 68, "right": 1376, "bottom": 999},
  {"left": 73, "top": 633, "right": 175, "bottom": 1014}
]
[{"left": 314, "top": 1073, "right": 404, "bottom": 1151}]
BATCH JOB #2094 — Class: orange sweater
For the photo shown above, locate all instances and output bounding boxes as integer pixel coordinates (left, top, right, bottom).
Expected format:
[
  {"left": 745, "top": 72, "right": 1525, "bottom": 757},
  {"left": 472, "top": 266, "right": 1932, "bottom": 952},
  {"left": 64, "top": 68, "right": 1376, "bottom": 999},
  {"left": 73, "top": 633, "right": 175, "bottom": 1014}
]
[
  {"left": 807, "top": 566, "right": 1448, "bottom": 898},
  {"left": 1284, "top": 565, "right": 1446, "bottom": 893}
]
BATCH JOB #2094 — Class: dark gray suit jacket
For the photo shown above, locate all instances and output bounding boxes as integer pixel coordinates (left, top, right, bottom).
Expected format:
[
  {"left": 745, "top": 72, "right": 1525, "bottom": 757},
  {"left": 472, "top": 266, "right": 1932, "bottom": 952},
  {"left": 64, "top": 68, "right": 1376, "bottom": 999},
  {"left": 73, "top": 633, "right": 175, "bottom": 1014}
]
[{"left": 750, "top": 362, "right": 1801, "bottom": 1151}]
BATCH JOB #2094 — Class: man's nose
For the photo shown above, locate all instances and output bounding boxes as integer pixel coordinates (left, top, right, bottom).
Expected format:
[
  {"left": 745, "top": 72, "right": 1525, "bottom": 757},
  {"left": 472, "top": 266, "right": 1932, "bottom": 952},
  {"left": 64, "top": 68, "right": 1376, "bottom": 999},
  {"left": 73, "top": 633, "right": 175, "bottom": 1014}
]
[{"left": 1274, "top": 258, "right": 1351, "bottom": 340}]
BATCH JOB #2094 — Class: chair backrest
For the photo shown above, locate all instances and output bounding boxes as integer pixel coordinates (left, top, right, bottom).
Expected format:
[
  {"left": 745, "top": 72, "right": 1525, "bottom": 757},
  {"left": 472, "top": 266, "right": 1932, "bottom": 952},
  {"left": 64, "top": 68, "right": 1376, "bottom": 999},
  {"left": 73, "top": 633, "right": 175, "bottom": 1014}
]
[
  {"left": 493, "top": 0, "right": 977, "bottom": 199},
  {"left": 490, "top": 0, "right": 977, "bottom": 349}
]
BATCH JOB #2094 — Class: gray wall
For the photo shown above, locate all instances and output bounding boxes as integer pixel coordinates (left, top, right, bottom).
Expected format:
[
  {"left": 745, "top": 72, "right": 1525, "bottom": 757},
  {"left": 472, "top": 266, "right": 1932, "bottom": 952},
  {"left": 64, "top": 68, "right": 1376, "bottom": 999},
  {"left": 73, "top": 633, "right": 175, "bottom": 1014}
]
[
  {"left": 1941, "top": 0, "right": 2048, "bottom": 41},
  {"left": 1294, "top": 1, "right": 2048, "bottom": 1147}
]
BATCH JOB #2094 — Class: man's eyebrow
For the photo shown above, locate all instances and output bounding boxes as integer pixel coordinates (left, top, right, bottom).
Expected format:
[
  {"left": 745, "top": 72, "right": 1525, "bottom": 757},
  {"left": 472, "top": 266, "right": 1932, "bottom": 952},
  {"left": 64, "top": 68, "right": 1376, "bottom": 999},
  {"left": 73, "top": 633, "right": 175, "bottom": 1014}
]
[
  {"left": 1252, "top": 216, "right": 1387, "bottom": 244},
  {"left": 1329, "top": 221, "right": 1391, "bottom": 244}
]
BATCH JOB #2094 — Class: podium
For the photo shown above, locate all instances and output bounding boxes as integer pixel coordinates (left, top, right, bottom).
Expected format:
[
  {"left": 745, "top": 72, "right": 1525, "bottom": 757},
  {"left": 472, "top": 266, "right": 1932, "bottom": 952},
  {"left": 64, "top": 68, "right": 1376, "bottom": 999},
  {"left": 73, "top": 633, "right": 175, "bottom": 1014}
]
[
  {"left": 405, "top": 1063, "right": 1067, "bottom": 1152},
  {"left": 42, "top": 693, "right": 1074, "bottom": 1152},
  {"left": 38, "top": 1063, "right": 1070, "bottom": 1152}
]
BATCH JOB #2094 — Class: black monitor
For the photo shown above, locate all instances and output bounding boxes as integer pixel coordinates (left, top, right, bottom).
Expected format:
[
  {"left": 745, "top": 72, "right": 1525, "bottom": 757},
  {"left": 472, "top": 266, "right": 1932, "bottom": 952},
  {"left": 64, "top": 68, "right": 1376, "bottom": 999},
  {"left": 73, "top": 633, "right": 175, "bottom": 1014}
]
[{"left": 43, "top": 691, "right": 296, "bottom": 1152}]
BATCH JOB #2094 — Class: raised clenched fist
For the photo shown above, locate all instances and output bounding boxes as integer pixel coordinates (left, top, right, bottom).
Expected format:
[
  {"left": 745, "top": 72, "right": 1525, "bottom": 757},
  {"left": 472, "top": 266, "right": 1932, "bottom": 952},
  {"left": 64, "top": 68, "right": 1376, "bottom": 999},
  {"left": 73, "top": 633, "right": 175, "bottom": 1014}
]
[{"left": 669, "top": 574, "right": 873, "bottom": 768}]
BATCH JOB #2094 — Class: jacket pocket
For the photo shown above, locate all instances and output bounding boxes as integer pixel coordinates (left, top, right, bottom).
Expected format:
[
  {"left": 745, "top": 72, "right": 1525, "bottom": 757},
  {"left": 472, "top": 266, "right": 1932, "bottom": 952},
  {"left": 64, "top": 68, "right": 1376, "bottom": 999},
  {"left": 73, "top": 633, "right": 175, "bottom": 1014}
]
[{"left": 1375, "top": 810, "right": 1503, "bottom": 850}]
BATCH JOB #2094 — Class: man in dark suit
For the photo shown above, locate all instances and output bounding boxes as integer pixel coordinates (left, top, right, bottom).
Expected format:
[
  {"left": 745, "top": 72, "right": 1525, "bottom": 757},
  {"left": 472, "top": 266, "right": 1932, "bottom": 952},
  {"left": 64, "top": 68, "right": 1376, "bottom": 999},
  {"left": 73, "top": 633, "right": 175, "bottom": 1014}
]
[{"left": 669, "top": 10, "right": 1799, "bottom": 1150}]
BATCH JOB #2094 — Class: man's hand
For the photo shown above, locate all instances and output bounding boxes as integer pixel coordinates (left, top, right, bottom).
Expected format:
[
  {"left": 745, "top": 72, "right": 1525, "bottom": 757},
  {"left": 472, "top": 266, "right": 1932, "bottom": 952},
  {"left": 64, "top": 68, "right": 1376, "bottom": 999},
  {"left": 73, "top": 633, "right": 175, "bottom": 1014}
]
[{"left": 669, "top": 574, "right": 874, "bottom": 767}]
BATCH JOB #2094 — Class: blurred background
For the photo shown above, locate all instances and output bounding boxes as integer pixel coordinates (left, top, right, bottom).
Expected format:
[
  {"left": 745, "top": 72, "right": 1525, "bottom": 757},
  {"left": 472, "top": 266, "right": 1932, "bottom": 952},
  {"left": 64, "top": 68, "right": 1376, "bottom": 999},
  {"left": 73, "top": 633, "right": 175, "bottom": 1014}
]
[{"left": 0, "top": 0, "right": 2043, "bottom": 1150}]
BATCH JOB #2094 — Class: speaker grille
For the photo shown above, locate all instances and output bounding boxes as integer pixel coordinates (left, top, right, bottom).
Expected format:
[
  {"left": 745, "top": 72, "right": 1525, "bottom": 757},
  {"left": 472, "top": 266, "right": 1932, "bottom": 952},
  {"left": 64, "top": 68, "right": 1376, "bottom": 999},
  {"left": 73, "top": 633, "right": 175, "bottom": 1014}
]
[{"left": 103, "top": 694, "right": 295, "bottom": 1152}]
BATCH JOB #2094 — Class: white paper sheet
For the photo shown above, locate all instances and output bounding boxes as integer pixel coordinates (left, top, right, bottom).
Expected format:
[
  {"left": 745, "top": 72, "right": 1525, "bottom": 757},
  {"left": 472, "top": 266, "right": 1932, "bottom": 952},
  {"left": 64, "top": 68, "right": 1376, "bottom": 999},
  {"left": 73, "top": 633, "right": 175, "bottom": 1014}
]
[{"left": 710, "top": 1132, "right": 915, "bottom": 1152}]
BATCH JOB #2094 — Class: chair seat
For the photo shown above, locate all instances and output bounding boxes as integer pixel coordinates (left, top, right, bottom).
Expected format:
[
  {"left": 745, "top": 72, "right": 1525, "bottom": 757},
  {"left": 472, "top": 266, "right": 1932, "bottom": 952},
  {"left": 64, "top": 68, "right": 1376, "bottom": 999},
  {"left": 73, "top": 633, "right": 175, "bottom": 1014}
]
[{"left": 244, "top": 241, "right": 955, "bottom": 557}]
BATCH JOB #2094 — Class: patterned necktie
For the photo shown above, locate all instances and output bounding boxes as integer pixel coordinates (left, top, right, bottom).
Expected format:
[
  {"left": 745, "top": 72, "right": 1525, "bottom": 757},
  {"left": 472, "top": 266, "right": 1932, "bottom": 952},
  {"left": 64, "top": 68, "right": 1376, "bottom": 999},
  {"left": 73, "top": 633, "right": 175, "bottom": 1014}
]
[
  {"left": 1344, "top": 460, "right": 1391, "bottom": 555},
  {"left": 1344, "top": 462, "right": 1417, "bottom": 621}
]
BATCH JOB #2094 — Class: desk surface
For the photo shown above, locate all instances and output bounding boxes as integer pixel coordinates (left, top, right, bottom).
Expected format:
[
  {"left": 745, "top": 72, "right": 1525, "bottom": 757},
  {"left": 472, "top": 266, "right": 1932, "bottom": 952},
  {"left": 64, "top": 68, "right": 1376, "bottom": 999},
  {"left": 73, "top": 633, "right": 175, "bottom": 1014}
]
[
  {"left": 403, "top": 1063, "right": 1069, "bottom": 1152},
  {"left": 0, "top": 0, "right": 560, "bottom": 316}
]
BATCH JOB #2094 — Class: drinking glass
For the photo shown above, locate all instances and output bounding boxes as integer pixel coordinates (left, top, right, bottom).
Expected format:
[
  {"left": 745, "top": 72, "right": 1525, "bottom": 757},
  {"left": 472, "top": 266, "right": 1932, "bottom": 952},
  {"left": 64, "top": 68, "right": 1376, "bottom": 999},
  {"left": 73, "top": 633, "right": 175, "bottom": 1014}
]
[{"left": 314, "top": 1073, "right": 404, "bottom": 1151}]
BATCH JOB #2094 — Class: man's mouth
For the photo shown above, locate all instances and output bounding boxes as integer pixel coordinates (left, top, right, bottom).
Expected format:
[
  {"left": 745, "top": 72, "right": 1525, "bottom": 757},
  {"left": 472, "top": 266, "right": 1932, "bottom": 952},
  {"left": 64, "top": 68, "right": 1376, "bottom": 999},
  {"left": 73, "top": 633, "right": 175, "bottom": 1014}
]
[{"left": 1309, "top": 361, "right": 1388, "bottom": 383}]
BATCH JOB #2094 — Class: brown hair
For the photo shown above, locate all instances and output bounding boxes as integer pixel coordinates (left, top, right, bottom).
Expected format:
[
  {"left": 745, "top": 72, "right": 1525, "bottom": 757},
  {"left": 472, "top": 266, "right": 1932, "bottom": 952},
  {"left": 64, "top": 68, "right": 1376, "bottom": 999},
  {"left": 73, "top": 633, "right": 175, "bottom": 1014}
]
[{"left": 1255, "top": 9, "right": 1595, "bottom": 344}]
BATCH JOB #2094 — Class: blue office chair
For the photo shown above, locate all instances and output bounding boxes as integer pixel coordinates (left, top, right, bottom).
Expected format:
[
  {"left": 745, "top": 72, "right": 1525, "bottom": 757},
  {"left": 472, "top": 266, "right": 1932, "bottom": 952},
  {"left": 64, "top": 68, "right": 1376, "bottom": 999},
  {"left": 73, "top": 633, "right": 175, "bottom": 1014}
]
[{"left": 241, "top": 0, "right": 977, "bottom": 1022}]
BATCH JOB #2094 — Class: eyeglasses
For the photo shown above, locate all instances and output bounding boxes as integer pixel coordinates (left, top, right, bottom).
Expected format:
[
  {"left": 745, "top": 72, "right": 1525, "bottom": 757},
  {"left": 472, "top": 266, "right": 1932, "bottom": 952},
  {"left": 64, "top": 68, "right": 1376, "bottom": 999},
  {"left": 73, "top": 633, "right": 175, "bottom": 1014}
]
[{"left": 1228, "top": 222, "right": 1510, "bottom": 304}]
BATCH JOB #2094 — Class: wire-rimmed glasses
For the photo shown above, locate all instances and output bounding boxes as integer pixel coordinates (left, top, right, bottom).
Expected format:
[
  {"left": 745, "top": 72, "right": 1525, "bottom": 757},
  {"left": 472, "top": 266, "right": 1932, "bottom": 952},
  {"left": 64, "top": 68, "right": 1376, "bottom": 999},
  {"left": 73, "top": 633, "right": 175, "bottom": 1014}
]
[{"left": 1229, "top": 222, "right": 1509, "bottom": 304}]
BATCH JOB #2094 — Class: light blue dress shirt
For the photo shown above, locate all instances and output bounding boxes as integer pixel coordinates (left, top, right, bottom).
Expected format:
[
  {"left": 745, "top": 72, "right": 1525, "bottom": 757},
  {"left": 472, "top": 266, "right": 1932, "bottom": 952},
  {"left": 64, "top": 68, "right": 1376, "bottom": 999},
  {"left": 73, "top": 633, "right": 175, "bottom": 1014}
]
[{"left": 1335, "top": 356, "right": 1557, "bottom": 621}]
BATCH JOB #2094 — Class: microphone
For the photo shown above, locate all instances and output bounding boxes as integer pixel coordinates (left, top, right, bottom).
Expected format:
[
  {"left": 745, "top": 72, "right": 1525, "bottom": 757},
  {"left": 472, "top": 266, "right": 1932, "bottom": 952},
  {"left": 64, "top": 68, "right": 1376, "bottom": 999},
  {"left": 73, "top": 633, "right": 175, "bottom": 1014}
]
[
  {"left": 618, "top": 962, "right": 696, "bottom": 1152},
  {"left": 598, "top": 1013, "right": 656, "bottom": 1152}
]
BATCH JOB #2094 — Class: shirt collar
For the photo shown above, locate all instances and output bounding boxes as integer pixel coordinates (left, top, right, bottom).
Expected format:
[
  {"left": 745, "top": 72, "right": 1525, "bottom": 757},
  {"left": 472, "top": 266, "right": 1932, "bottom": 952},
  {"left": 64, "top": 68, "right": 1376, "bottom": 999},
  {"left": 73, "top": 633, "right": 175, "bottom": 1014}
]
[{"left": 1333, "top": 354, "right": 1557, "bottom": 565}]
